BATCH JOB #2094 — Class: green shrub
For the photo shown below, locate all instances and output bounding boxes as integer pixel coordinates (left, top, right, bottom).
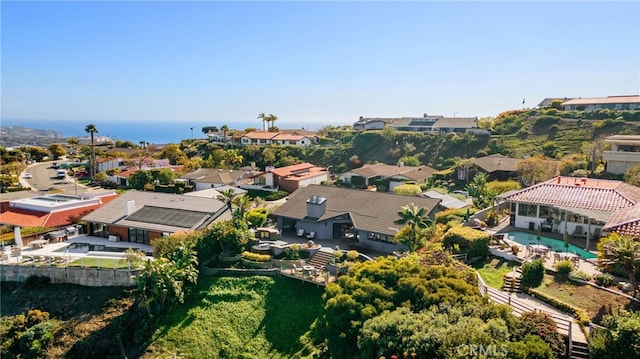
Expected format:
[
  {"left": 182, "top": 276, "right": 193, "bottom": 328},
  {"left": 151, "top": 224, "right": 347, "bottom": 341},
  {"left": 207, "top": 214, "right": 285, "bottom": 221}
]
[
  {"left": 554, "top": 260, "right": 573, "bottom": 277},
  {"left": 595, "top": 273, "right": 614, "bottom": 287},
  {"left": 19, "top": 320, "right": 55, "bottom": 358},
  {"left": 284, "top": 244, "right": 301, "bottom": 260},
  {"left": 264, "top": 191, "right": 289, "bottom": 201},
  {"left": 442, "top": 226, "right": 490, "bottom": 258},
  {"left": 521, "top": 259, "right": 545, "bottom": 288},
  {"left": 569, "top": 270, "right": 591, "bottom": 282},
  {"left": 241, "top": 251, "right": 271, "bottom": 262}
]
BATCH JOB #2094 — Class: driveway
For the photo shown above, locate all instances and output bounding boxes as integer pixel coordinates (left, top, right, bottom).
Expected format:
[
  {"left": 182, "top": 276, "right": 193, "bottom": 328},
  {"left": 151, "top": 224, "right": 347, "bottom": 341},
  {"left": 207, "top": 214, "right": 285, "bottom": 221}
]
[{"left": 20, "top": 161, "right": 90, "bottom": 195}]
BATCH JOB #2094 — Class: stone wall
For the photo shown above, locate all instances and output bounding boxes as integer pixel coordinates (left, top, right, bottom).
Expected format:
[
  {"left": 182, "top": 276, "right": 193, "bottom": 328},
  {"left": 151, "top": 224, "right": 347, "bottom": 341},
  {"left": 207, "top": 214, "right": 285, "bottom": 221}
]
[{"left": 0, "top": 265, "right": 138, "bottom": 287}]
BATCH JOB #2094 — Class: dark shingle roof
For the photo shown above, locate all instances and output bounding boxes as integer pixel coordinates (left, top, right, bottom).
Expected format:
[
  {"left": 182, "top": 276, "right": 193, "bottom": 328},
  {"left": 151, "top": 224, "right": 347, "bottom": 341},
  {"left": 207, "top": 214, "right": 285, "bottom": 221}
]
[
  {"left": 473, "top": 154, "right": 521, "bottom": 173},
  {"left": 271, "top": 185, "right": 441, "bottom": 235}
]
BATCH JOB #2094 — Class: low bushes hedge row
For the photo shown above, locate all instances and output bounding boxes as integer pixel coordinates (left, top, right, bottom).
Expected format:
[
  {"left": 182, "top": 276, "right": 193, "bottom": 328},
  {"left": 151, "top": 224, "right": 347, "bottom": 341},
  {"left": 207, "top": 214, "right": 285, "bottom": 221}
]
[{"left": 528, "top": 288, "right": 590, "bottom": 325}]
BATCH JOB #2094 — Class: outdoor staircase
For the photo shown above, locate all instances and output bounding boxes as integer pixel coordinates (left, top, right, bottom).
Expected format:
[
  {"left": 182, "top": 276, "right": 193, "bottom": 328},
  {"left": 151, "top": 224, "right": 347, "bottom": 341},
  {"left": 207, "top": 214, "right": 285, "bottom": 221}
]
[
  {"left": 570, "top": 341, "right": 590, "bottom": 359},
  {"left": 306, "top": 249, "right": 334, "bottom": 269},
  {"left": 503, "top": 269, "right": 522, "bottom": 293}
]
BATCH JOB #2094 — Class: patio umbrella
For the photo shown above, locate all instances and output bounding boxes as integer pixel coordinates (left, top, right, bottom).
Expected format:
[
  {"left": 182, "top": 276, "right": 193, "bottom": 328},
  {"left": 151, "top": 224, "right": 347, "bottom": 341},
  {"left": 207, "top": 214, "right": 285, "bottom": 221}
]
[
  {"left": 14, "top": 226, "right": 23, "bottom": 248},
  {"left": 563, "top": 231, "right": 569, "bottom": 253},
  {"left": 536, "top": 228, "right": 542, "bottom": 247}
]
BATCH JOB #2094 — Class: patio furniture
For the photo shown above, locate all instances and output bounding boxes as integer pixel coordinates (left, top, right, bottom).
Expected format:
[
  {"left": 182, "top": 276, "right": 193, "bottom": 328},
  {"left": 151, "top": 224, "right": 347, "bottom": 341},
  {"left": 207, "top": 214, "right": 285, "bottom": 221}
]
[
  {"left": 306, "top": 231, "right": 316, "bottom": 240},
  {"left": 296, "top": 229, "right": 305, "bottom": 237},
  {"left": 292, "top": 264, "right": 303, "bottom": 273}
]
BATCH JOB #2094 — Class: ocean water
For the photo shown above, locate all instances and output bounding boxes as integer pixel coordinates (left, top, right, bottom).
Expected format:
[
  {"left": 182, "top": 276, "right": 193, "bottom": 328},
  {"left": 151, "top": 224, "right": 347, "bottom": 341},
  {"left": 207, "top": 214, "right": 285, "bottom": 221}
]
[{"left": 2, "top": 119, "right": 314, "bottom": 144}]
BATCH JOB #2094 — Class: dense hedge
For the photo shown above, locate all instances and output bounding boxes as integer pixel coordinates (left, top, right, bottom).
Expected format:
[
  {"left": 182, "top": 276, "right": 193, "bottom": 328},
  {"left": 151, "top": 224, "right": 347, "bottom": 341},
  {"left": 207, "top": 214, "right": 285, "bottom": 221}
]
[
  {"left": 442, "top": 226, "right": 490, "bottom": 258},
  {"left": 521, "top": 259, "right": 545, "bottom": 289}
]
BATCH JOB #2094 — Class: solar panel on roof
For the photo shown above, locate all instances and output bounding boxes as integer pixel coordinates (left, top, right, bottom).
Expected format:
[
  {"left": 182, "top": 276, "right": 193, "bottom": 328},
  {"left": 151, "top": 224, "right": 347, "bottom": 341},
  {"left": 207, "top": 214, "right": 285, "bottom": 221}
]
[{"left": 126, "top": 206, "right": 210, "bottom": 228}]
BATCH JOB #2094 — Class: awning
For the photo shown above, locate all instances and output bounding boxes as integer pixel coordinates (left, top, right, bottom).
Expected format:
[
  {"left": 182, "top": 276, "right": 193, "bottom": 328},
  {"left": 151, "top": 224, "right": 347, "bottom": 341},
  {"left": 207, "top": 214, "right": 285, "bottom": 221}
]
[{"left": 557, "top": 206, "right": 611, "bottom": 223}]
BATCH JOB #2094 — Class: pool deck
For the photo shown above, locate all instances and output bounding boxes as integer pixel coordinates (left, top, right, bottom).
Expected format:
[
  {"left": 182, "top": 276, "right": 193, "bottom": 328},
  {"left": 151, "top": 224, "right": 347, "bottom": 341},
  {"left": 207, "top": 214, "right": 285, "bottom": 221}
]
[
  {"left": 1, "top": 234, "right": 153, "bottom": 265},
  {"left": 491, "top": 225, "right": 601, "bottom": 277}
]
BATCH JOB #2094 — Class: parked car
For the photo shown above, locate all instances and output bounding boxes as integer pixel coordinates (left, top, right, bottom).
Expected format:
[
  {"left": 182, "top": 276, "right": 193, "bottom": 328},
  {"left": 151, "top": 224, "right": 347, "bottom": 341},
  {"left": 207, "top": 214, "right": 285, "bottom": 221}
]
[
  {"left": 24, "top": 172, "right": 33, "bottom": 179},
  {"left": 50, "top": 162, "right": 59, "bottom": 169}
]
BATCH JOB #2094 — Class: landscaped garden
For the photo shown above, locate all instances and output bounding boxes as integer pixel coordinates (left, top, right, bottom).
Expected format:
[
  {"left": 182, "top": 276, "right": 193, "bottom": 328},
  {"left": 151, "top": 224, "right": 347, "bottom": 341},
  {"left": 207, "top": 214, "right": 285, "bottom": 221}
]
[{"left": 473, "top": 256, "right": 520, "bottom": 289}]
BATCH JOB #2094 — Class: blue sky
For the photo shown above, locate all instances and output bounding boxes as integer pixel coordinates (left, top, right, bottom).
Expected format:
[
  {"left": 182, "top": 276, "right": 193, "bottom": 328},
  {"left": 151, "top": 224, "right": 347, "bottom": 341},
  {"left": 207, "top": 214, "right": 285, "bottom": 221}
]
[{"left": 2, "top": 1, "right": 639, "bottom": 129}]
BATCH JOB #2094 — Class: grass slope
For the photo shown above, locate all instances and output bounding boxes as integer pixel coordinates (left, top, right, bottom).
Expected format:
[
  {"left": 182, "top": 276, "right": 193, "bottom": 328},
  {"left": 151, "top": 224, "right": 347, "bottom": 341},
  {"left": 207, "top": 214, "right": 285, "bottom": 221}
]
[
  {"left": 473, "top": 256, "right": 520, "bottom": 289},
  {"left": 143, "top": 275, "right": 324, "bottom": 359}
]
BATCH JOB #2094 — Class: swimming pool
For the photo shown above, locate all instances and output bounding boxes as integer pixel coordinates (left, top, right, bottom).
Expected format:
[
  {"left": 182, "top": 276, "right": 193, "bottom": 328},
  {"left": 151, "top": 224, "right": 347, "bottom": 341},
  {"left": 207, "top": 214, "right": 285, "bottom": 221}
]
[
  {"left": 501, "top": 231, "right": 597, "bottom": 260},
  {"left": 55, "top": 243, "right": 152, "bottom": 256}
]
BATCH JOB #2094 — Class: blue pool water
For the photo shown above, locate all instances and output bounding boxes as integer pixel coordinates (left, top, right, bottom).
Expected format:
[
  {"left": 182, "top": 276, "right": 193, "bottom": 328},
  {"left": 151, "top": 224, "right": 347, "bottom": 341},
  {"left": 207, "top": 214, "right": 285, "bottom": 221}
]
[{"left": 502, "top": 231, "right": 597, "bottom": 260}]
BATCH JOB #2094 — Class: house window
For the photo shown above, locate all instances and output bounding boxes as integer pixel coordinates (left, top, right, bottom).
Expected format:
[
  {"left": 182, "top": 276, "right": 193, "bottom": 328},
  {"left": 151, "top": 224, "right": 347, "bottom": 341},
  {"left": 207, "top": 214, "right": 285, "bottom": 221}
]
[
  {"left": 517, "top": 203, "right": 537, "bottom": 217},
  {"left": 129, "top": 228, "right": 149, "bottom": 244}
]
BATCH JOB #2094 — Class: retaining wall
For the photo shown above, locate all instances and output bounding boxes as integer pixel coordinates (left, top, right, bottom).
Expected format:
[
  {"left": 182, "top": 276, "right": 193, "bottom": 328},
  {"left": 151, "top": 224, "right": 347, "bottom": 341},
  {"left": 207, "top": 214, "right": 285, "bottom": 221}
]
[{"left": 0, "top": 265, "right": 137, "bottom": 287}]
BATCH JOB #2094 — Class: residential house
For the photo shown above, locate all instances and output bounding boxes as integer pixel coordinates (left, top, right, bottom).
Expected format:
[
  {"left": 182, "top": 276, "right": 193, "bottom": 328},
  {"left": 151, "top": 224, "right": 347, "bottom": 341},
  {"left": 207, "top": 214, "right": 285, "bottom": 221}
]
[
  {"left": 338, "top": 163, "right": 436, "bottom": 191},
  {"left": 271, "top": 184, "right": 441, "bottom": 253},
  {"left": 500, "top": 176, "right": 640, "bottom": 250},
  {"left": 420, "top": 190, "right": 470, "bottom": 210},
  {"left": 353, "top": 114, "right": 484, "bottom": 134},
  {"left": 537, "top": 98, "right": 573, "bottom": 108},
  {"left": 108, "top": 159, "right": 184, "bottom": 187},
  {"left": 457, "top": 154, "right": 522, "bottom": 182},
  {"left": 81, "top": 191, "right": 230, "bottom": 244},
  {"left": 353, "top": 117, "right": 391, "bottom": 131},
  {"left": 562, "top": 95, "right": 640, "bottom": 111},
  {"left": 603, "top": 135, "right": 640, "bottom": 175},
  {"left": 252, "top": 163, "right": 329, "bottom": 193},
  {"left": 0, "top": 191, "right": 119, "bottom": 245},
  {"left": 180, "top": 168, "right": 253, "bottom": 191},
  {"left": 239, "top": 131, "right": 314, "bottom": 146}
]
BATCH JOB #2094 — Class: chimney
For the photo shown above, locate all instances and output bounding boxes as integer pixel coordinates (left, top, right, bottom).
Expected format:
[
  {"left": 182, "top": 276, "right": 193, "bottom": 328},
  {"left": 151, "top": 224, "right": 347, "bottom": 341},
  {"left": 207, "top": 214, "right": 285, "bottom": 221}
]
[
  {"left": 126, "top": 200, "right": 136, "bottom": 216},
  {"left": 306, "top": 195, "right": 327, "bottom": 218},
  {"left": 557, "top": 176, "right": 561, "bottom": 183}
]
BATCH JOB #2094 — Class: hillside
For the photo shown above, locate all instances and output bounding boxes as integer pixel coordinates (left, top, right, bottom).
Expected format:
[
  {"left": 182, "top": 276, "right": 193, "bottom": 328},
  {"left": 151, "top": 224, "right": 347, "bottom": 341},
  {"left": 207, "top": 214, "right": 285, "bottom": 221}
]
[
  {"left": 224, "top": 109, "right": 640, "bottom": 173},
  {"left": 0, "top": 125, "right": 65, "bottom": 147}
]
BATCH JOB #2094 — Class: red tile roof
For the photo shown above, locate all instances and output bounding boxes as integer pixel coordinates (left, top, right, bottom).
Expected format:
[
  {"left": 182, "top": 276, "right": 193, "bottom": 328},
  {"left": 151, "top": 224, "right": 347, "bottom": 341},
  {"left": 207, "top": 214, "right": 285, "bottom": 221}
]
[
  {"left": 503, "top": 176, "right": 640, "bottom": 213},
  {"left": 602, "top": 204, "right": 640, "bottom": 236},
  {"left": 269, "top": 163, "right": 325, "bottom": 177},
  {"left": 0, "top": 193, "right": 118, "bottom": 228}
]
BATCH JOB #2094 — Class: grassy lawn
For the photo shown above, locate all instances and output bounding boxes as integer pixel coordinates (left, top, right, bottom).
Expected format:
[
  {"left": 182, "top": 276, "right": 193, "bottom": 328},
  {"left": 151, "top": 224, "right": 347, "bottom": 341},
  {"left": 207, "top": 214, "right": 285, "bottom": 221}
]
[
  {"left": 536, "top": 275, "right": 640, "bottom": 324},
  {"left": 67, "top": 257, "right": 143, "bottom": 269},
  {"left": 142, "top": 275, "right": 324, "bottom": 358},
  {"left": 473, "top": 256, "right": 521, "bottom": 290}
]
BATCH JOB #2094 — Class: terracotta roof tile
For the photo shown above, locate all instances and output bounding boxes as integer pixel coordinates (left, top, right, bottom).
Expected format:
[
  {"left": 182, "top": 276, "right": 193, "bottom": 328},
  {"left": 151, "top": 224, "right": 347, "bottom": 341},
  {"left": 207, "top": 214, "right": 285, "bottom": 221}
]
[{"left": 503, "top": 176, "right": 640, "bottom": 213}]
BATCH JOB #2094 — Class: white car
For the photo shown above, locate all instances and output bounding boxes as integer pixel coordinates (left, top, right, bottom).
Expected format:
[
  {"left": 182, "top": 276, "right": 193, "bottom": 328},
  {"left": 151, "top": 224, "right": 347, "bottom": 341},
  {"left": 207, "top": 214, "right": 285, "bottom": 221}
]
[{"left": 24, "top": 172, "right": 33, "bottom": 179}]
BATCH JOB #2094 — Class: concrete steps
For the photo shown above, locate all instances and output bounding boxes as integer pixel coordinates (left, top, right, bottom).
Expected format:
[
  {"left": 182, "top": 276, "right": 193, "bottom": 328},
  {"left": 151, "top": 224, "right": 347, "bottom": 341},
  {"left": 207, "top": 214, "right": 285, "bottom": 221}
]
[
  {"left": 503, "top": 269, "right": 522, "bottom": 293},
  {"left": 306, "top": 250, "right": 334, "bottom": 269},
  {"left": 570, "top": 341, "right": 590, "bottom": 359}
]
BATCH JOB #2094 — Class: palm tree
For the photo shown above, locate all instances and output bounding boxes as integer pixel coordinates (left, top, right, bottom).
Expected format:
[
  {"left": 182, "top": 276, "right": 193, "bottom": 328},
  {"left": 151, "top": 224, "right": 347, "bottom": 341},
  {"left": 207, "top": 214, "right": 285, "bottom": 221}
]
[
  {"left": 216, "top": 188, "right": 236, "bottom": 212},
  {"left": 395, "top": 203, "right": 431, "bottom": 232},
  {"left": 232, "top": 194, "right": 252, "bottom": 220},
  {"left": 599, "top": 234, "right": 640, "bottom": 294},
  {"left": 394, "top": 203, "right": 432, "bottom": 252},
  {"left": 84, "top": 124, "right": 98, "bottom": 181},
  {"left": 257, "top": 113, "right": 268, "bottom": 131},
  {"left": 268, "top": 114, "right": 278, "bottom": 131},
  {"left": 221, "top": 124, "right": 229, "bottom": 145}
]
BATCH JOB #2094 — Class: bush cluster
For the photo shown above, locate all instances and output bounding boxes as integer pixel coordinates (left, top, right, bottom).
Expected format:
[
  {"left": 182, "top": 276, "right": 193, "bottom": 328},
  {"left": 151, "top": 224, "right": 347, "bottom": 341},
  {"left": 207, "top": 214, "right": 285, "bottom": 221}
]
[
  {"left": 520, "top": 259, "right": 545, "bottom": 288},
  {"left": 442, "top": 226, "right": 490, "bottom": 258},
  {"left": 241, "top": 251, "right": 271, "bottom": 262},
  {"left": 554, "top": 260, "right": 573, "bottom": 277},
  {"left": 594, "top": 273, "right": 614, "bottom": 287}
]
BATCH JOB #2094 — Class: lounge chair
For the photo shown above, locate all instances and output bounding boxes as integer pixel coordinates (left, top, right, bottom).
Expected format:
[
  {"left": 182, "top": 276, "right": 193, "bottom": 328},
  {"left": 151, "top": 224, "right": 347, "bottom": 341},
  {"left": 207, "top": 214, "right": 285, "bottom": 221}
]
[
  {"left": 292, "top": 264, "right": 303, "bottom": 273},
  {"left": 306, "top": 231, "right": 316, "bottom": 239},
  {"left": 296, "top": 229, "right": 305, "bottom": 237}
]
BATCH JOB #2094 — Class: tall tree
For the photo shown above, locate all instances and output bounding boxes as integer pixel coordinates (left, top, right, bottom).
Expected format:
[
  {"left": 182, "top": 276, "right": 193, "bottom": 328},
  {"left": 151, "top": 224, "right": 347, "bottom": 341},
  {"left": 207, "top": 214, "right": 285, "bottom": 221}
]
[
  {"left": 48, "top": 143, "right": 66, "bottom": 160},
  {"left": 84, "top": 123, "right": 98, "bottom": 181},
  {"left": 394, "top": 203, "right": 432, "bottom": 251},
  {"left": 216, "top": 188, "right": 237, "bottom": 212},
  {"left": 257, "top": 113, "right": 268, "bottom": 131},
  {"left": 221, "top": 124, "right": 229, "bottom": 145},
  {"left": 267, "top": 114, "right": 278, "bottom": 131},
  {"left": 598, "top": 234, "right": 640, "bottom": 294}
]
